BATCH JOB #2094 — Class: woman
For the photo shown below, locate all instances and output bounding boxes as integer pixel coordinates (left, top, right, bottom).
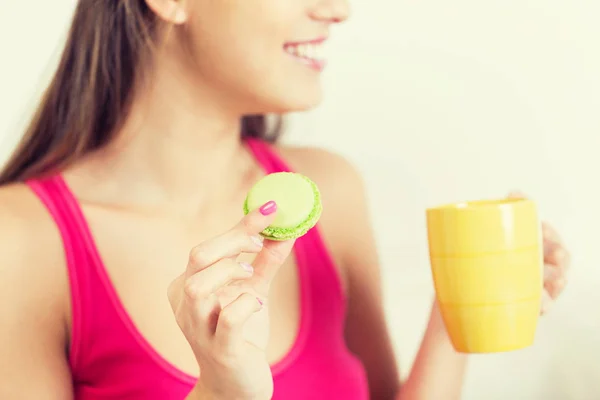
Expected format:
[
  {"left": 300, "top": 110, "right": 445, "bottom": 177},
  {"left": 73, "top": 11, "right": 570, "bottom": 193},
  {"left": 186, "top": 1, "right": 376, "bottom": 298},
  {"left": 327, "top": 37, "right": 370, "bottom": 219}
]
[{"left": 0, "top": 0, "right": 570, "bottom": 399}]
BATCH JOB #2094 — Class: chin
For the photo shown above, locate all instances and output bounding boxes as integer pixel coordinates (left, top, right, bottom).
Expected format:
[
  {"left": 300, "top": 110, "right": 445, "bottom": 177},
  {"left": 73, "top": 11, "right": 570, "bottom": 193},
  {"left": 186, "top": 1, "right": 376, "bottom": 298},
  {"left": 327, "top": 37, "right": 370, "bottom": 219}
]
[{"left": 264, "top": 88, "right": 324, "bottom": 114}]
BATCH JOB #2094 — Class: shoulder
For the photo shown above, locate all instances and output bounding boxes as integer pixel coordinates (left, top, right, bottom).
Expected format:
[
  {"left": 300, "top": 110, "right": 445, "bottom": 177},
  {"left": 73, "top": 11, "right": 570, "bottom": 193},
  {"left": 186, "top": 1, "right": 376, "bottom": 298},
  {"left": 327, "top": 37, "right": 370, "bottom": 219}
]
[
  {"left": 0, "top": 183, "right": 72, "bottom": 396},
  {"left": 0, "top": 183, "right": 69, "bottom": 337},
  {"left": 276, "top": 144, "right": 367, "bottom": 217},
  {"left": 0, "top": 183, "right": 65, "bottom": 258},
  {"left": 275, "top": 145, "right": 366, "bottom": 201},
  {"left": 275, "top": 145, "right": 374, "bottom": 284}
]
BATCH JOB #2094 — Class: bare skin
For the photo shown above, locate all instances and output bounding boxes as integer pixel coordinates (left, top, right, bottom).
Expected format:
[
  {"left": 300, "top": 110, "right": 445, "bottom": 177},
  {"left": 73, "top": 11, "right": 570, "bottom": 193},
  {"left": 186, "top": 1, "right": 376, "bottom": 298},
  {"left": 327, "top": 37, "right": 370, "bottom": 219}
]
[
  {"left": 0, "top": 0, "right": 570, "bottom": 398},
  {"left": 0, "top": 145, "right": 404, "bottom": 399},
  {"left": 0, "top": 144, "right": 570, "bottom": 400}
]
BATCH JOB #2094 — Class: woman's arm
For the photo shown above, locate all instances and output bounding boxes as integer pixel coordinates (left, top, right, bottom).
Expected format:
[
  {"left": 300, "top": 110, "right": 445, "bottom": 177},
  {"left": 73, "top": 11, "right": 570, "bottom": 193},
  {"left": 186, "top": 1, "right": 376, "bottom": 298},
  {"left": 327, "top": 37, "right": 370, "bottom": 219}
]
[
  {"left": 336, "top": 162, "right": 467, "bottom": 400},
  {"left": 0, "top": 186, "right": 74, "bottom": 399},
  {"left": 397, "top": 302, "right": 467, "bottom": 400}
]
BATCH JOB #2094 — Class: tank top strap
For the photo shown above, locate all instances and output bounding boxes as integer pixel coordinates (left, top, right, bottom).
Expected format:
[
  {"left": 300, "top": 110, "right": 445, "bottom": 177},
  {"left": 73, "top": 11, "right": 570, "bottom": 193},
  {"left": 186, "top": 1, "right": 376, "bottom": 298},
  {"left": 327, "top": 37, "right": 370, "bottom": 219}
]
[
  {"left": 244, "top": 138, "right": 293, "bottom": 173},
  {"left": 26, "top": 175, "right": 94, "bottom": 374}
]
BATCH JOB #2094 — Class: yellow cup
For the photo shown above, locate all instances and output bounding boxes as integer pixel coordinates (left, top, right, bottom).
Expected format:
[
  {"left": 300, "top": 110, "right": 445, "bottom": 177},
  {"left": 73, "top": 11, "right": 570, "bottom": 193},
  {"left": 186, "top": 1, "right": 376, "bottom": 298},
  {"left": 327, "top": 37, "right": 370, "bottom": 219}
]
[{"left": 426, "top": 198, "right": 543, "bottom": 353}]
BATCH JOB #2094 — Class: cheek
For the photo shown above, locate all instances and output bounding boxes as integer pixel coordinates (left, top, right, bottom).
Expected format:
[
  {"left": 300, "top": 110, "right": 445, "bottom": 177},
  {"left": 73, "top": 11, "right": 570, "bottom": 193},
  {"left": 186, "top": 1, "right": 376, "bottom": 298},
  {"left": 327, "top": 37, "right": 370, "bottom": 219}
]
[
  {"left": 190, "top": 1, "right": 292, "bottom": 57},
  {"left": 190, "top": 19, "right": 289, "bottom": 78},
  {"left": 190, "top": 32, "right": 296, "bottom": 105}
]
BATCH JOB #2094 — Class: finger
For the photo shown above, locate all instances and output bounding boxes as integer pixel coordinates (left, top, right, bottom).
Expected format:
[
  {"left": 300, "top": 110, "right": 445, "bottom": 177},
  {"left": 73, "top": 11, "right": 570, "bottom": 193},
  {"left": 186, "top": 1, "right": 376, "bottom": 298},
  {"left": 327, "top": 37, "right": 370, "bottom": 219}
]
[
  {"left": 236, "top": 200, "right": 278, "bottom": 234},
  {"left": 184, "top": 259, "right": 255, "bottom": 300},
  {"left": 544, "top": 265, "right": 568, "bottom": 300},
  {"left": 544, "top": 242, "right": 571, "bottom": 270},
  {"left": 214, "top": 292, "right": 263, "bottom": 349},
  {"left": 542, "top": 222, "right": 564, "bottom": 245},
  {"left": 507, "top": 190, "right": 526, "bottom": 199},
  {"left": 542, "top": 223, "right": 570, "bottom": 269},
  {"left": 186, "top": 228, "right": 263, "bottom": 278},
  {"left": 250, "top": 239, "right": 296, "bottom": 294},
  {"left": 185, "top": 202, "right": 278, "bottom": 276},
  {"left": 192, "top": 292, "right": 222, "bottom": 336}
]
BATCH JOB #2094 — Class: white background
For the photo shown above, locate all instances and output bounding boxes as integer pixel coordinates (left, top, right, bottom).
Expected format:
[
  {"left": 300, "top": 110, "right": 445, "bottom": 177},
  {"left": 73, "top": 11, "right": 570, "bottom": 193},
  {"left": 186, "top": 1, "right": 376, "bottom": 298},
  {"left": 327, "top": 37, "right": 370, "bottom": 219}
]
[{"left": 1, "top": 1, "right": 599, "bottom": 399}]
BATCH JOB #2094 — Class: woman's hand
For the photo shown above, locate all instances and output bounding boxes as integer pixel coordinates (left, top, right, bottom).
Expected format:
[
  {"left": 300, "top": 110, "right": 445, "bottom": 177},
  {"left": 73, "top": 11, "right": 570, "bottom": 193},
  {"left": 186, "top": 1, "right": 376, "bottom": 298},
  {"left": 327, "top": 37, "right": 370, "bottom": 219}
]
[
  {"left": 508, "top": 192, "right": 571, "bottom": 314},
  {"left": 539, "top": 220, "right": 571, "bottom": 313},
  {"left": 167, "top": 201, "right": 295, "bottom": 400}
]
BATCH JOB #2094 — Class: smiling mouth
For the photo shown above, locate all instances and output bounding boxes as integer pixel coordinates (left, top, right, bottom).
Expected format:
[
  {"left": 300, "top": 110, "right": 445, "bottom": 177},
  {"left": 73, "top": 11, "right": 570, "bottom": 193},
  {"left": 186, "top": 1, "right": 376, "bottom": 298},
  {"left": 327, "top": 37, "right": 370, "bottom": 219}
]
[{"left": 283, "top": 39, "right": 327, "bottom": 71}]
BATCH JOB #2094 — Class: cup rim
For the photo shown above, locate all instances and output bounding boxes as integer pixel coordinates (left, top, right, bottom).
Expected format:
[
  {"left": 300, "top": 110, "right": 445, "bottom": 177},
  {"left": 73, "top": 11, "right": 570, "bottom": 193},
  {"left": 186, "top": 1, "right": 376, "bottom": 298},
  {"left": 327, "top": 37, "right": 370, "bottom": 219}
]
[{"left": 426, "top": 197, "right": 534, "bottom": 212}]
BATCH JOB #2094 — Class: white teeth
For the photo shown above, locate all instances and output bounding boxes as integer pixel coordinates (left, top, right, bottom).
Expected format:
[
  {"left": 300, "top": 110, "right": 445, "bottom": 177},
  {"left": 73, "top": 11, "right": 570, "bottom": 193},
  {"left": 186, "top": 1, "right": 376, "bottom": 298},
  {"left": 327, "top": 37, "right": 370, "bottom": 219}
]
[
  {"left": 306, "top": 45, "right": 314, "bottom": 59},
  {"left": 299, "top": 45, "right": 308, "bottom": 58},
  {"left": 285, "top": 43, "right": 325, "bottom": 61}
]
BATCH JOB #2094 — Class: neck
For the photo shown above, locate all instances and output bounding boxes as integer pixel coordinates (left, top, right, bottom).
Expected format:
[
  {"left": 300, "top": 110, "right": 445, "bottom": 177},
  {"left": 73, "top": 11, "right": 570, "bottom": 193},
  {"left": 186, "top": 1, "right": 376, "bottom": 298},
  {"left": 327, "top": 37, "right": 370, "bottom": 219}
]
[{"left": 77, "top": 53, "right": 260, "bottom": 210}]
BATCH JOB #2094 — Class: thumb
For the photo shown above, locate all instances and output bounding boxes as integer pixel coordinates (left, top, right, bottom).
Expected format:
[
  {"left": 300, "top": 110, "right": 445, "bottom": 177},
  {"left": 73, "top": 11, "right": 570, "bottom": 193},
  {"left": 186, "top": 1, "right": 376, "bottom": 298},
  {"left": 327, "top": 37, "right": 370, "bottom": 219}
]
[
  {"left": 250, "top": 239, "right": 296, "bottom": 296},
  {"left": 507, "top": 190, "right": 527, "bottom": 199}
]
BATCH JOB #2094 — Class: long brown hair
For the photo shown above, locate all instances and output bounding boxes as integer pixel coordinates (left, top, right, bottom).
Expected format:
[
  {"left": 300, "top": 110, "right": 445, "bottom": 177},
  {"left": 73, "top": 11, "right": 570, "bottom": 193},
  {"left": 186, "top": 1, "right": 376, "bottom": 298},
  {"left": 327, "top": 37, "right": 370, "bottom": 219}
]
[{"left": 0, "top": 0, "right": 282, "bottom": 186}]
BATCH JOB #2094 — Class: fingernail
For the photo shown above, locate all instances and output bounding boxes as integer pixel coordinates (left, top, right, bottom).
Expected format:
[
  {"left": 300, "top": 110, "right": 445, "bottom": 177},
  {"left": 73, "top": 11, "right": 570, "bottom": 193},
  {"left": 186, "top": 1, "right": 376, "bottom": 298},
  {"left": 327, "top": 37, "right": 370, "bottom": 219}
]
[
  {"left": 240, "top": 262, "right": 254, "bottom": 273},
  {"left": 251, "top": 235, "right": 263, "bottom": 247},
  {"left": 259, "top": 201, "right": 277, "bottom": 216},
  {"left": 257, "top": 298, "right": 264, "bottom": 307}
]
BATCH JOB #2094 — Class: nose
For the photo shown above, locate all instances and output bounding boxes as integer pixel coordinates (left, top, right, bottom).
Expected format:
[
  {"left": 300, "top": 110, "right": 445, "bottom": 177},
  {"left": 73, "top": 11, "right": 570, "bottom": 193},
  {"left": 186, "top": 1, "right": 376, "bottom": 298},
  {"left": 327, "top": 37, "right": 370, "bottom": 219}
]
[{"left": 309, "top": 0, "right": 351, "bottom": 24}]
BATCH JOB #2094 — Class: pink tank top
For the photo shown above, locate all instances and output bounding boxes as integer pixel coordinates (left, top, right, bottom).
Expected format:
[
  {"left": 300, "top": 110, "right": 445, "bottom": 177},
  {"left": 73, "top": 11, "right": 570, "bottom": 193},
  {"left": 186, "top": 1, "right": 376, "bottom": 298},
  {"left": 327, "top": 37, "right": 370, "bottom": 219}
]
[{"left": 26, "top": 138, "right": 369, "bottom": 399}]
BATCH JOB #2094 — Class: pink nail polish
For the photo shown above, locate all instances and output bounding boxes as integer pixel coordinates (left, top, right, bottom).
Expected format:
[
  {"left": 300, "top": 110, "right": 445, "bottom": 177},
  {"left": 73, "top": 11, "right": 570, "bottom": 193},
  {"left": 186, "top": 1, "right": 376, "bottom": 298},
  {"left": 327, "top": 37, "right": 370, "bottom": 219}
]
[
  {"left": 240, "top": 262, "right": 254, "bottom": 273},
  {"left": 251, "top": 235, "right": 263, "bottom": 247},
  {"left": 259, "top": 201, "right": 277, "bottom": 215}
]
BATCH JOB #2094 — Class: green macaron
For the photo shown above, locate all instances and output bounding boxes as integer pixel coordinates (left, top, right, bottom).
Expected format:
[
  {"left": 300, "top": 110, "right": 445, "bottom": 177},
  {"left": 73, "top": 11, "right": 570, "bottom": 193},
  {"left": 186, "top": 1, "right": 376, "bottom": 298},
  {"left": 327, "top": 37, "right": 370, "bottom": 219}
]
[{"left": 243, "top": 172, "right": 322, "bottom": 241}]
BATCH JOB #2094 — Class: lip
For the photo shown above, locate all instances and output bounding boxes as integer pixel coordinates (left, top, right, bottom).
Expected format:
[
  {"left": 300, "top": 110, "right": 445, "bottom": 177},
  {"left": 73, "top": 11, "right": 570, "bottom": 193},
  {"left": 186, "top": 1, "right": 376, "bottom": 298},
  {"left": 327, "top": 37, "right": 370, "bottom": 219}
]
[
  {"left": 284, "top": 36, "right": 328, "bottom": 46},
  {"left": 283, "top": 37, "right": 328, "bottom": 72}
]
